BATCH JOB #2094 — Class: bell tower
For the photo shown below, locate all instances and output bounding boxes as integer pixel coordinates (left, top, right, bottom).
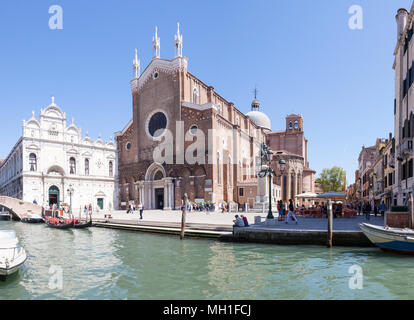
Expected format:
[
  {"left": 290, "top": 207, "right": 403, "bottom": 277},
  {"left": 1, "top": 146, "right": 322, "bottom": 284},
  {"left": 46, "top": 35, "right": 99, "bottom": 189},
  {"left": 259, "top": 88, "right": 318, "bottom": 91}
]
[{"left": 286, "top": 114, "right": 303, "bottom": 132}]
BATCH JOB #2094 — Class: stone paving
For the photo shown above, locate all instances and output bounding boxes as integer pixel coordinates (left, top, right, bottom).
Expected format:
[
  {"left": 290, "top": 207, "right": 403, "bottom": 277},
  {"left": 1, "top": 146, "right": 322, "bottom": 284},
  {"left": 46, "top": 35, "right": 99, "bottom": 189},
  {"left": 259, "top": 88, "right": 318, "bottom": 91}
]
[{"left": 85, "top": 209, "right": 384, "bottom": 232}]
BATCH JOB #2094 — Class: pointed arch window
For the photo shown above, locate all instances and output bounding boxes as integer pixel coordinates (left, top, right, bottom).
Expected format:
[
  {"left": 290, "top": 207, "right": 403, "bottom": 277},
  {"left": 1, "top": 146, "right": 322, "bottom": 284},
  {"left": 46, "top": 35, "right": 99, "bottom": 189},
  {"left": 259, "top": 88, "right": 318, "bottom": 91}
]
[
  {"left": 109, "top": 161, "right": 113, "bottom": 177},
  {"left": 85, "top": 159, "right": 89, "bottom": 176},
  {"left": 29, "top": 153, "right": 37, "bottom": 172},
  {"left": 193, "top": 88, "right": 199, "bottom": 104},
  {"left": 217, "top": 152, "right": 221, "bottom": 184},
  {"left": 70, "top": 157, "right": 76, "bottom": 174}
]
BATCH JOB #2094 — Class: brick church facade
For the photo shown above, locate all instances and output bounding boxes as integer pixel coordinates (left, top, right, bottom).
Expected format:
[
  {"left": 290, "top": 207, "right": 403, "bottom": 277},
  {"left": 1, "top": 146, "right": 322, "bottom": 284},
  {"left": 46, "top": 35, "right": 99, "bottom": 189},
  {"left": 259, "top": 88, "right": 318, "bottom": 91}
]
[{"left": 116, "top": 25, "right": 315, "bottom": 210}]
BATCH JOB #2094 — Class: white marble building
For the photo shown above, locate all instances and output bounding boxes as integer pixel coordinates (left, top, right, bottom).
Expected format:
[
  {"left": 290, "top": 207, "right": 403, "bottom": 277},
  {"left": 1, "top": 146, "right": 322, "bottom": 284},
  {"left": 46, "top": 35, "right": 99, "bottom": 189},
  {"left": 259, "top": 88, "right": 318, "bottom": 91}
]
[{"left": 0, "top": 98, "right": 118, "bottom": 212}]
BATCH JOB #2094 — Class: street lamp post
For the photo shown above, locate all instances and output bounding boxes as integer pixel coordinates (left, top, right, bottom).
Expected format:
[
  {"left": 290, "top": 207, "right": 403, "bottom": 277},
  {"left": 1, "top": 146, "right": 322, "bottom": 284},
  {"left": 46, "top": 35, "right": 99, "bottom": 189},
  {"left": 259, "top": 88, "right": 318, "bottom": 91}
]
[
  {"left": 258, "top": 144, "right": 286, "bottom": 219},
  {"left": 67, "top": 184, "right": 74, "bottom": 217}
]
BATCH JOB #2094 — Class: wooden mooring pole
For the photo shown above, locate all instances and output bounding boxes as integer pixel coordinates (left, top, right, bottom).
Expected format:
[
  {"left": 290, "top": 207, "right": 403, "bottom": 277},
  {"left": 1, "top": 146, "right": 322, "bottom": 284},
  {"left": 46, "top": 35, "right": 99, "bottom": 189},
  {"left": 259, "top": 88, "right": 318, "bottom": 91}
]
[
  {"left": 409, "top": 194, "right": 414, "bottom": 229},
  {"left": 327, "top": 199, "right": 333, "bottom": 248},
  {"left": 181, "top": 193, "right": 188, "bottom": 240}
]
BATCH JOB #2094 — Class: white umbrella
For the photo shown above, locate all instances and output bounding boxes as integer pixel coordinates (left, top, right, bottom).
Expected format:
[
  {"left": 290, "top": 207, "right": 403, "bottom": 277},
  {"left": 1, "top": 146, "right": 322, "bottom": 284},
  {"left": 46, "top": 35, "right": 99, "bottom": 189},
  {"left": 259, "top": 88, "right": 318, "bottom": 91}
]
[
  {"left": 317, "top": 191, "right": 346, "bottom": 200},
  {"left": 295, "top": 192, "right": 318, "bottom": 198}
]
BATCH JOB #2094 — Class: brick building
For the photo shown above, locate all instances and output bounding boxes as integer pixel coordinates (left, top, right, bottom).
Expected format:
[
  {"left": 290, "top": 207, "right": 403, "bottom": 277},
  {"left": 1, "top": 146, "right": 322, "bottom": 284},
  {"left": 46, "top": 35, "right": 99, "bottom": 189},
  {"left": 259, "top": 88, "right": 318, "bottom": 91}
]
[{"left": 116, "top": 25, "right": 315, "bottom": 210}]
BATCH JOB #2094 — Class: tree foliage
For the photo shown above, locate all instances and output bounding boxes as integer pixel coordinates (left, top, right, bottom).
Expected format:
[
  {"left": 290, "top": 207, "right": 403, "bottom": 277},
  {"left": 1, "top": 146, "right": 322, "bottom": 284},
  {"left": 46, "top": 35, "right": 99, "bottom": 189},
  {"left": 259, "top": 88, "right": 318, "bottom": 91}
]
[{"left": 315, "top": 167, "right": 346, "bottom": 193}]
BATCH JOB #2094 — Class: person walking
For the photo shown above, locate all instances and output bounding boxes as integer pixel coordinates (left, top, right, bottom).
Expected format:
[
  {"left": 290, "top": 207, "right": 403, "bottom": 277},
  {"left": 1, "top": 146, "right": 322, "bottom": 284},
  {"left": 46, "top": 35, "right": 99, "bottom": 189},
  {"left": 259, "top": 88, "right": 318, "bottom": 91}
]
[
  {"left": 379, "top": 201, "right": 386, "bottom": 217},
  {"left": 285, "top": 199, "right": 298, "bottom": 224},
  {"left": 138, "top": 202, "right": 143, "bottom": 220}
]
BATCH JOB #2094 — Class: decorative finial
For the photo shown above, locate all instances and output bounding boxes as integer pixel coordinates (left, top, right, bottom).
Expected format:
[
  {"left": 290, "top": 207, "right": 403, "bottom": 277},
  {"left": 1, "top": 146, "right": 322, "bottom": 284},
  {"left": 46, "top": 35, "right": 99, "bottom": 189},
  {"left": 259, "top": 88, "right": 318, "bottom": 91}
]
[
  {"left": 72, "top": 117, "right": 74, "bottom": 125},
  {"left": 153, "top": 26, "right": 160, "bottom": 59},
  {"left": 51, "top": 96, "right": 55, "bottom": 105},
  {"left": 175, "top": 22, "right": 183, "bottom": 58},
  {"left": 32, "top": 110, "right": 35, "bottom": 118},
  {"left": 251, "top": 86, "right": 260, "bottom": 111},
  {"left": 133, "top": 48, "right": 140, "bottom": 79}
]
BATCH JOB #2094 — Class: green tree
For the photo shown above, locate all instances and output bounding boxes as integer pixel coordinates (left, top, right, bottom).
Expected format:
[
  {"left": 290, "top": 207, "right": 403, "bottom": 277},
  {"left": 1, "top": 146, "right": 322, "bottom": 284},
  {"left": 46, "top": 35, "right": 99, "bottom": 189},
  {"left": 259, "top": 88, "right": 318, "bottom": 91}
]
[{"left": 316, "top": 167, "right": 346, "bottom": 193}]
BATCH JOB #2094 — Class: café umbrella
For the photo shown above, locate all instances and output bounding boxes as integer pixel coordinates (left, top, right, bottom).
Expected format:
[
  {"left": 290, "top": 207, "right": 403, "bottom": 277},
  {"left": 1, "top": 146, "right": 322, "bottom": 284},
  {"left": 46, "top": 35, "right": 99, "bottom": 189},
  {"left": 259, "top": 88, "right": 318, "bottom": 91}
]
[{"left": 316, "top": 191, "right": 346, "bottom": 201}]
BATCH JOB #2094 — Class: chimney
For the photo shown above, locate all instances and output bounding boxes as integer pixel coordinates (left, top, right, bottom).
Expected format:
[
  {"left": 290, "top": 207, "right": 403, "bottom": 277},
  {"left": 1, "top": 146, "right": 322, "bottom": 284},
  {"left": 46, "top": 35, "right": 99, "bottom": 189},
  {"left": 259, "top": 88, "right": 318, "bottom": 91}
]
[{"left": 396, "top": 8, "right": 409, "bottom": 39}]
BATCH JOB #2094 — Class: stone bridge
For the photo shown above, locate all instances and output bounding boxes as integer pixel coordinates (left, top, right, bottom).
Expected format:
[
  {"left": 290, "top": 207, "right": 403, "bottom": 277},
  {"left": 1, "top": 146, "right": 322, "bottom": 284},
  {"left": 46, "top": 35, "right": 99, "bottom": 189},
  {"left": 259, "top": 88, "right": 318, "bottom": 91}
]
[{"left": 0, "top": 196, "right": 43, "bottom": 221}]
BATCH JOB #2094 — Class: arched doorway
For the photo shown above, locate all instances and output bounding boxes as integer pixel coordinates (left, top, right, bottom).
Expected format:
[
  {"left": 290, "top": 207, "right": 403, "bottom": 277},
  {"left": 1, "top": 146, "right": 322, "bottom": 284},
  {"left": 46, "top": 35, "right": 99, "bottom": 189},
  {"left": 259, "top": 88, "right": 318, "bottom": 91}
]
[
  {"left": 49, "top": 185, "right": 60, "bottom": 208},
  {"left": 142, "top": 163, "right": 174, "bottom": 210}
]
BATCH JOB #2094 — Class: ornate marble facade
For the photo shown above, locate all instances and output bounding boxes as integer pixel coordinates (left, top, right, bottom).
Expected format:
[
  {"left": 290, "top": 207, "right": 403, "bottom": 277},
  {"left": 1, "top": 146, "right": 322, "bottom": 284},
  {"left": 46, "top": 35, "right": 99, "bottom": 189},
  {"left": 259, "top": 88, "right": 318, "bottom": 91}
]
[{"left": 0, "top": 98, "right": 118, "bottom": 212}]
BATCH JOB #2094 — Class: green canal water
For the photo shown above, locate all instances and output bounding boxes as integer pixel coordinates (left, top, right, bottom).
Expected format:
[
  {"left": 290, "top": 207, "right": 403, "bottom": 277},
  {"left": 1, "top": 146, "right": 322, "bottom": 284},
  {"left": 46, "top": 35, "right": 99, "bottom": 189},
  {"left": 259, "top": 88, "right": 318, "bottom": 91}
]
[{"left": 1, "top": 220, "right": 414, "bottom": 300}]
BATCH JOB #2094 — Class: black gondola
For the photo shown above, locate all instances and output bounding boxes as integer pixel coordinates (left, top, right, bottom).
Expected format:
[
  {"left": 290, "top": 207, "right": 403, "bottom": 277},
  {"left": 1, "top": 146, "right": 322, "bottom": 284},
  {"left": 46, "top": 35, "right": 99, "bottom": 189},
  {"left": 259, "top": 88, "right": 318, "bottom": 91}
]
[
  {"left": 44, "top": 217, "right": 74, "bottom": 229},
  {"left": 73, "top": 219, "right": 92, "bottom": 229}
]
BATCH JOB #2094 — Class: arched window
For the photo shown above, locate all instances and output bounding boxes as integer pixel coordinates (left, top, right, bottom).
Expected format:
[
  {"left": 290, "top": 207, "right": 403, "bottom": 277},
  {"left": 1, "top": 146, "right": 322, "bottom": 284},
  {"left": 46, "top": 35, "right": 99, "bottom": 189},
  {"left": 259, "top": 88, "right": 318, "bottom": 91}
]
[
  {"left": 109, "top": 161, "right": 113, "bottom": 177},
  {"left": 217, "top": 152, "right": 221, "bottom": 184},
  {"left": 288, "top": 121, "right": 293, "bottom": 130},
  {"left": 294, "top": 120, "right": 298, "bottom": 129},
  {"left": 229, "top": 157, "right": 233, "bottom": 186},
  {"left": 85, "top": 159, "right": 89, "bottom": 175},
  {"left": 69, "top": 157, "right": 76, "bottom": 174},
  {"left": 29, "top": 153, "right": 37, "bottom": 172},
  {"left": 193, "top": 88, "right": 198, "bottom": 104}
]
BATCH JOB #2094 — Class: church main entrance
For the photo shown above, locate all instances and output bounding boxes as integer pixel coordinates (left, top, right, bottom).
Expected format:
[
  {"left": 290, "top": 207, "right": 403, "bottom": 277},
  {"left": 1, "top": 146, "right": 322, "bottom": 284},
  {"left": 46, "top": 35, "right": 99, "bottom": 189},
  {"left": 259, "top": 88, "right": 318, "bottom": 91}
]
[
  {"left": 48, "top": 185, "right": 60, "bottom": 208},
  {"left": 155, "top": 188, "right": 164, "bottom": 209}
]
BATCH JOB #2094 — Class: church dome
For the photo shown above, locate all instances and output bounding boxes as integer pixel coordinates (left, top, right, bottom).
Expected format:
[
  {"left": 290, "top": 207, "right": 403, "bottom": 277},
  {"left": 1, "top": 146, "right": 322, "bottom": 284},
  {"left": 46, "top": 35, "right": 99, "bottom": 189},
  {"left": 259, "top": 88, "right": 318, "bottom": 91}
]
[{"left": 246, "top": 110, "right": 271, "bottom": 130}]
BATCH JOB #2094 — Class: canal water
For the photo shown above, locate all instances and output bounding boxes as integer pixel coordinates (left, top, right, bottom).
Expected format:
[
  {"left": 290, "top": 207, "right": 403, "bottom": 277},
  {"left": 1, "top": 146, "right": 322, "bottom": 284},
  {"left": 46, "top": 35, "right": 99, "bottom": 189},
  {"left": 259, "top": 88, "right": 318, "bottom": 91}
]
[{"left": 1, "top": 220, "right": 414, "bottom": 300}]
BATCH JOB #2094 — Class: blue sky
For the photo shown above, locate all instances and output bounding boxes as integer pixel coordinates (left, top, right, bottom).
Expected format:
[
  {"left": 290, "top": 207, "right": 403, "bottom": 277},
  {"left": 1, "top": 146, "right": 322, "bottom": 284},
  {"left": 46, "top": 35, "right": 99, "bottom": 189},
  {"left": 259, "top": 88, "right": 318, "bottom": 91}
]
[{"left": 0, "top": 0, "right": 412, "bottom": 185}]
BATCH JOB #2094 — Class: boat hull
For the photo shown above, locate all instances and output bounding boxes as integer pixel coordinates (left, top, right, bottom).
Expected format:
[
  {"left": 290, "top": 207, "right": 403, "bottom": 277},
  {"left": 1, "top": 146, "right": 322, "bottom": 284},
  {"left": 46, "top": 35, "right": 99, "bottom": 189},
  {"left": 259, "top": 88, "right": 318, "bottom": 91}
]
[
  {"left": 0, "top": 255, "right": 27, "bottom": 277},
  {"left": 73, "top": 220, "right": 92, "bottom": 229},
  {"left": 21, "top": 218, "right": 44, "bottom": 223},
  {"left": 45, "top": 220, "right": 74, "bottom": 229},
  {"left": 360, "top": 223, "right": 414, "bottom": 254}
]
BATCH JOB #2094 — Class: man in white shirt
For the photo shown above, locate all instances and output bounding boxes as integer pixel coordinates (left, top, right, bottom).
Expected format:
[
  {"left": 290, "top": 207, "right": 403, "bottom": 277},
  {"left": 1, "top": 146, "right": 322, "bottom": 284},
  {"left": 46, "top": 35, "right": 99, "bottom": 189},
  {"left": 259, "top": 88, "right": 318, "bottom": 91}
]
[{"left": 233, "top": 215, "right": 245, "bottom": 227}]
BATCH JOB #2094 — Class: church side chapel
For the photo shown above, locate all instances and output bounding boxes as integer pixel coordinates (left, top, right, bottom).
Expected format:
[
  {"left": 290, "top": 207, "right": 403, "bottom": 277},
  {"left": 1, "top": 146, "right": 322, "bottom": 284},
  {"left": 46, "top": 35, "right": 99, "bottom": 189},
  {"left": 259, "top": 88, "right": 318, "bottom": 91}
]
[{"left": 116, "top": 24, "right": 315, "bottom": 210}]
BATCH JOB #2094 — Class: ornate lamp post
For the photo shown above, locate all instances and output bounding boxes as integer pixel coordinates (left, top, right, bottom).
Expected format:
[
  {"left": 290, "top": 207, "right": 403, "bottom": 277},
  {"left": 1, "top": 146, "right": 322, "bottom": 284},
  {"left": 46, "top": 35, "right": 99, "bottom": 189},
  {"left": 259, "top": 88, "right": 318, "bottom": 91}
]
[
  {"left": 67, "top": 184, "right": 74, "bottom": 217},
  {"left": 258, "top": 144, "right": 286, "bottom": 219}
]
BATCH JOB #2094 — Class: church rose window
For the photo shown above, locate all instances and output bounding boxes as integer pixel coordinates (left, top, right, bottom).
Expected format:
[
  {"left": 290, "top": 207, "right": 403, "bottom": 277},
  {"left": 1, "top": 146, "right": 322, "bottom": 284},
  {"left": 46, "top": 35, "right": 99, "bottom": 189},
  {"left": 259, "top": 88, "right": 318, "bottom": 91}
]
[{"left": 148, "top": 112, "right": 167, "bottom": 137}]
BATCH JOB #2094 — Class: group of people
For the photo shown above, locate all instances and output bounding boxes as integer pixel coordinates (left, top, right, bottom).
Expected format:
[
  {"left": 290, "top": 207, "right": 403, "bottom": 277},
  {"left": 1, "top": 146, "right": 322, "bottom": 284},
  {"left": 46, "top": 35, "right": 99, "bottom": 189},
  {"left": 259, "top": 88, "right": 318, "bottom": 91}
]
[
  {"left": 233, "top": 215, "right": 249, "bottom": 227},
  {"left": 356, "top": 201, "right": 387, "bottom": 221},
  {"left": 126, "top": 202, "right": 144, "bottom": 219},
  {"left": 276, "top": 199, "right": 299, "bottom": 224}
]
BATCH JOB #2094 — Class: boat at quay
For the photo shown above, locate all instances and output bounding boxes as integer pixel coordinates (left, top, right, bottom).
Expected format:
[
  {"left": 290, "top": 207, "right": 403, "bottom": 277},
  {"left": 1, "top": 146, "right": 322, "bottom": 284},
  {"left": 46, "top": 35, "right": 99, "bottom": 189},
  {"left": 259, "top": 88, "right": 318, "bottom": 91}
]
[
  {"left": 359, "top": 223, "right": 414, "bottom": 254},
  {"left": 0, "top": 230, "right": 27, "bottom": 280}
]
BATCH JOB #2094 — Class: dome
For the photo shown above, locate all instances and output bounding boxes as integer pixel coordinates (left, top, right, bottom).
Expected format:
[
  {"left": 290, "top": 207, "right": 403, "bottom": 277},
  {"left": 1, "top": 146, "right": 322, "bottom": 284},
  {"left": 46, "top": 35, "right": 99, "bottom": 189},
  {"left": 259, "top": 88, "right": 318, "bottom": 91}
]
[{"left": 246, "top": 110, "right": 271, "bottom": 130}]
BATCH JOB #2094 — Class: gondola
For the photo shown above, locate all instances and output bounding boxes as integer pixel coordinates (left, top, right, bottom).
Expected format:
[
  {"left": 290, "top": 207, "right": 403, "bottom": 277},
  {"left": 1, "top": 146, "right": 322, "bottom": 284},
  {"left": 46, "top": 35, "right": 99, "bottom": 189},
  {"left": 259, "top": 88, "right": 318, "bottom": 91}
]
[
  {"left": 44, "top": 216, "right": 74, "bottom": 229},
  {"left": 73, "top": 219, "right": 92, "bottom": 229}
]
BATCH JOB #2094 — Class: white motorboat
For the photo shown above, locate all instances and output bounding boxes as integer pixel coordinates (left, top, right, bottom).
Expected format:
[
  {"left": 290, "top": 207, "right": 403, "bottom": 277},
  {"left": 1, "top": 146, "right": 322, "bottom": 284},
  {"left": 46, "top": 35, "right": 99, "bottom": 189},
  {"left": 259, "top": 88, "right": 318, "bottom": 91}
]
[{"left": 0, "top": 230, "right": 27, "bottom": 278}]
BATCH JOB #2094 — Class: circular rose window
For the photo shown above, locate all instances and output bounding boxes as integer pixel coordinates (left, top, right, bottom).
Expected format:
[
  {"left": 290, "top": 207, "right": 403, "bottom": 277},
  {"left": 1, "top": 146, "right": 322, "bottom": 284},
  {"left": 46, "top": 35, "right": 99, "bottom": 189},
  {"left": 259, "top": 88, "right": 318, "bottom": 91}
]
[{"left": 148, "top": 112, "right": 167, "bottom": 137}]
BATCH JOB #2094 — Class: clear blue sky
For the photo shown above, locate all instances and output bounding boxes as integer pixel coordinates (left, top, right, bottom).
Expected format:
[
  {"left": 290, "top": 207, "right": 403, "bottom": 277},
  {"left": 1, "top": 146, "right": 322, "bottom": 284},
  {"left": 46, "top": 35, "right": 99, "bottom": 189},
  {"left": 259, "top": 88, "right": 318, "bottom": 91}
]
[{"left": 0, "top": 0, "right": 412, "bottom": 185}]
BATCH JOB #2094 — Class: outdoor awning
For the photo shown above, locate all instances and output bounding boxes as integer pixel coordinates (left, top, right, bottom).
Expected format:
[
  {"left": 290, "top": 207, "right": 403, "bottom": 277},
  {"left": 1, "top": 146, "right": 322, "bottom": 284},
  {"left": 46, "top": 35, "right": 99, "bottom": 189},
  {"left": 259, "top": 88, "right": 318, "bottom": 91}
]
[
  {"left": 295, "top": 192, "right": 318, "bottom": 198},
  {"left": 316, "top": 191, "right": 346, "bottom": 200}
]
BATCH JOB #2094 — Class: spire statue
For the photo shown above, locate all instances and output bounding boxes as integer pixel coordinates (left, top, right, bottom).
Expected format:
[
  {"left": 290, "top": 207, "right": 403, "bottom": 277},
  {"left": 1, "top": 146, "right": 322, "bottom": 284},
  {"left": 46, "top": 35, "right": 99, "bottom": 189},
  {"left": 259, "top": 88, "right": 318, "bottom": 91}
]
[
  {"left": 174, "top": 22, "right": 183, "bottom": 57},
  {"left": 152, "top": 26, "right": 160, "bottom": 59},
  {"left": 133, "top": 48, "right": 140, "bottom": 79}
]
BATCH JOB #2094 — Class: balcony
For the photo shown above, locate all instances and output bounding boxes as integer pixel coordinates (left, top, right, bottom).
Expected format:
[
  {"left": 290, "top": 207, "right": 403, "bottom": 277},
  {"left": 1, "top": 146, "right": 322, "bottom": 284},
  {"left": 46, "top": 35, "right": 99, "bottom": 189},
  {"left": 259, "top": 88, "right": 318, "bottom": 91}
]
[
  {"left": 389, "top": 153, "right": 395, "bottom": 168},
  {"left": 397, "top": 138, "right": 413, "bottom": 160}
]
